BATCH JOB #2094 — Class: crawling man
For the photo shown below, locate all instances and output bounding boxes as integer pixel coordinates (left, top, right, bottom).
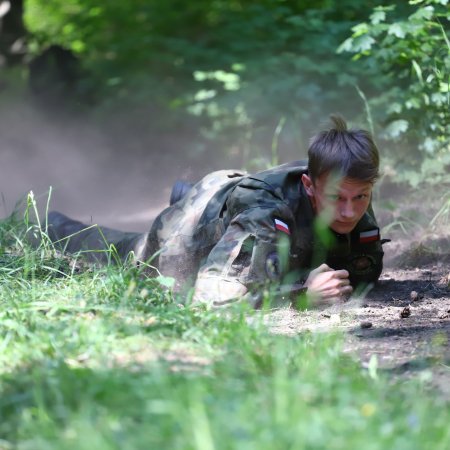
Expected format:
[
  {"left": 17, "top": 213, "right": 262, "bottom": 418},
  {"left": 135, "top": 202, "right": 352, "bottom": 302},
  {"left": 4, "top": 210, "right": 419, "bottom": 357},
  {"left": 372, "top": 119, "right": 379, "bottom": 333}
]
[{"left": 47, "top": 115, "right": 385, "bottom": 307}]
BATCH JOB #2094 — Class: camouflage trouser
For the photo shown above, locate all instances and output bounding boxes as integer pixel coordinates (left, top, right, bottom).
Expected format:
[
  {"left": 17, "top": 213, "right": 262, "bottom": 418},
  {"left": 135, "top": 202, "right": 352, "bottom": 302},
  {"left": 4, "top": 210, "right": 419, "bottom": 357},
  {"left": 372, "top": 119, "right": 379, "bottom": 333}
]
[{"left": 44, "top": 211, "right": 150, "bottom": 264}]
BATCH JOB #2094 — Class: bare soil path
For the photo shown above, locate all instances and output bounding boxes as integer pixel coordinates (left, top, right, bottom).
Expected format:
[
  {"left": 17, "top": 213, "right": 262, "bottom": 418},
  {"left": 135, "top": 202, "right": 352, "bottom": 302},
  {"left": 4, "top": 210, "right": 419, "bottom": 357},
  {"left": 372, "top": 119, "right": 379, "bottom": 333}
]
[{"left": 266, "top": 261, "right": 450, "bottom": 394}]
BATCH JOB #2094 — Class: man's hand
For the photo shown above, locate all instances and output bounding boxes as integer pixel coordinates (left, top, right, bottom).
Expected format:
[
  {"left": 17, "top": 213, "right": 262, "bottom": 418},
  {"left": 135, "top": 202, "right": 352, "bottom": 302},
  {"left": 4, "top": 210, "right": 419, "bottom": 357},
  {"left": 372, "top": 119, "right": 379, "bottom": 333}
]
[{"left": 304, "top": 263, "right": 352, "bottom": 303}]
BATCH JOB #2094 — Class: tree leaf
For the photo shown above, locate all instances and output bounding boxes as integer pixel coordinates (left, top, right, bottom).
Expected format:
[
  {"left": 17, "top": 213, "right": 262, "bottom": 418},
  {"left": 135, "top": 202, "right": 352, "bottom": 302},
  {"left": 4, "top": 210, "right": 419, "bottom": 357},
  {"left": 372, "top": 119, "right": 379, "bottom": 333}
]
[
  {"left": 409, "top": 5, "right": 434, "bottom": 22},
  {"left": 384, "top": 120, "right": 409, "bottom": 138},
  {"left": 337, "top": 38, "right": 354, "bottom": 54},
  {"left": 439, "top": 81, "right": 449, "bottom": 93},
  {"left": 351, "top": 22, "right": 369, "bottom": 37},
  {"left": 387, "top": 102, "right": 402, "bottom": 114},
  {"left": 370, "top": 10, "right": 386, "bottom": 25},
  {"left": 353, "top": 35, "right": 376, "bottom": 52},
  {"left": 388, "top": 23, "right": 406, "bottom": 38}
]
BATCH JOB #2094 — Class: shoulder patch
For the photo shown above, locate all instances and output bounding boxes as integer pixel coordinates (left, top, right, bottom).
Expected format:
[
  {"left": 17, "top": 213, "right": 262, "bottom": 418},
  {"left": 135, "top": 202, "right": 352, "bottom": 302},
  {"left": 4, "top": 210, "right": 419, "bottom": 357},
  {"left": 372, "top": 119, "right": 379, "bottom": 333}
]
[
  {"left": 274, "top": 218, "right": 290, "bottom": 235},
  {"left": 359, "top": 228, "right": 380, "bottom": 243}
]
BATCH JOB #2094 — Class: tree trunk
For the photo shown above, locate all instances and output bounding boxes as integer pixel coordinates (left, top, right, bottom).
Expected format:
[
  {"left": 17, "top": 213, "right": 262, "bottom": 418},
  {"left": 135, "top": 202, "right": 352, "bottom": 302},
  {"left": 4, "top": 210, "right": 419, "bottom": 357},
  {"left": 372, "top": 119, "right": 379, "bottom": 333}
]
[{"left": 0, "top": 0, "right": 26, "bottom": 66}]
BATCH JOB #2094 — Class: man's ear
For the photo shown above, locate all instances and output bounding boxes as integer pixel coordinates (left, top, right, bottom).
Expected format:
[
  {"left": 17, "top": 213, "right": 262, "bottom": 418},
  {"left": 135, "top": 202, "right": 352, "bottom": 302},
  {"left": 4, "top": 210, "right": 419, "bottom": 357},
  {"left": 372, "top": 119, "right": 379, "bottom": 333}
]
[{"left": 301, "top": 174, "right": 314, "bottom": 197}]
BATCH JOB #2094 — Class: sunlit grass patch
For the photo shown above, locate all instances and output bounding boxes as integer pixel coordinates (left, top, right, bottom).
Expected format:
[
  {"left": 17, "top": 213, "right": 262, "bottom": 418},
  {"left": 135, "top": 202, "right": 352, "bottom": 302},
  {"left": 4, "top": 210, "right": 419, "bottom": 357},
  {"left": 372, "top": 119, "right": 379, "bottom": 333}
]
[{"left": 0, "top": 212, "right": 449, "bottom": 449}]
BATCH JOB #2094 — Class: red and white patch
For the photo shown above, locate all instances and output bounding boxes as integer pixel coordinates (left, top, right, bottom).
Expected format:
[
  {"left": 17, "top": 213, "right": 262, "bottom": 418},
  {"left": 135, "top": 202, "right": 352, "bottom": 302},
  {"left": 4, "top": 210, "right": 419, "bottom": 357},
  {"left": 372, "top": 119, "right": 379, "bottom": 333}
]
[
  {"left": 359, "top": 229, "right": 379, "bottom": 243},
  {"left": 274, "top": 218, "right": 290, "bottom": 235}
]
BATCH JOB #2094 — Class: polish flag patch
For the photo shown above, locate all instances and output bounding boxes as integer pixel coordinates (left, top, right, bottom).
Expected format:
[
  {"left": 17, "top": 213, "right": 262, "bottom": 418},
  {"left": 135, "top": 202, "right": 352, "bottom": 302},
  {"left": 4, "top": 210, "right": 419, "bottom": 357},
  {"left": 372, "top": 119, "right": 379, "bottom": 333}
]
[
  {"left": 274, "top": 218, "right": 290, "bottom": 235},
  {"left": 359, "top": 228, "right": 380, "bottom": 243}
]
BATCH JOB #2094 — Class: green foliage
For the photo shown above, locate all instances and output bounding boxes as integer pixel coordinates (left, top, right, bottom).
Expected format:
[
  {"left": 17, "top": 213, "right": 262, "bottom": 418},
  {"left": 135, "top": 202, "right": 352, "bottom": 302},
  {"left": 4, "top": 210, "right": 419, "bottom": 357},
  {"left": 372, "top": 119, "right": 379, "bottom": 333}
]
[
  {"left": 22, "top": 0, "right": 449, "bottom": 182},
  {"left": 23, "top": 0, "right": 393, "bottom": 167},
  {"left": 180, "top": 1, "right": 396, "bottom": 166},
  {"left": 339, "top": 0, "right": 450, "bottom": 184}
]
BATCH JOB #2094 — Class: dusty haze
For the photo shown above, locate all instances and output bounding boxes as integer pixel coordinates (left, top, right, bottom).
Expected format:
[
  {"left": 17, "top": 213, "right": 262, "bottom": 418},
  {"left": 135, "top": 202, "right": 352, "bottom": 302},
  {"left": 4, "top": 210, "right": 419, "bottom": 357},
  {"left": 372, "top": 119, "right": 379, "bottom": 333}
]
[
  {"left": 0, "top": 98, "right": 214, "bottom": 232},
  {"left": 0, "top": 96, "right": 313, "bottom": 233}
]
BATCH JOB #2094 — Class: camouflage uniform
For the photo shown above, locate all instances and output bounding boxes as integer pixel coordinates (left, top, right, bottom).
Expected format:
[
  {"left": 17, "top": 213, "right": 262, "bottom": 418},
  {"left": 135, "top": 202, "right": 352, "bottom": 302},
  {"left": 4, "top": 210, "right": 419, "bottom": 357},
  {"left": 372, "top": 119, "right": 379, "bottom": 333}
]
[{"left": 47, "top": 161, "right": 384, "bottom": 307}]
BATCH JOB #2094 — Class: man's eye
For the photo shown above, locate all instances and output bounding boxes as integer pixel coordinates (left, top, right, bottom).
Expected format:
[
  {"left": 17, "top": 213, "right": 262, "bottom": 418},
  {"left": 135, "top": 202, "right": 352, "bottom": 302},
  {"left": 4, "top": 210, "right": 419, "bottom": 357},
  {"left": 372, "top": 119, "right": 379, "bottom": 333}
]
[{"left": 356, "top": 194, "right": 368, "bottom": 200}]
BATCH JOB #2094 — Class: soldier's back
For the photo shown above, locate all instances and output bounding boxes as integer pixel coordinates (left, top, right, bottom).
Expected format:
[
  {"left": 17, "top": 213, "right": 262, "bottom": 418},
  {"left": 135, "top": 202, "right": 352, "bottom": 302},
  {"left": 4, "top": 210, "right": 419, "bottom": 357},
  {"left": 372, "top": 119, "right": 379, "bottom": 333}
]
[{"left": 144, "top": 170, "right": 246, "bottom": 289}]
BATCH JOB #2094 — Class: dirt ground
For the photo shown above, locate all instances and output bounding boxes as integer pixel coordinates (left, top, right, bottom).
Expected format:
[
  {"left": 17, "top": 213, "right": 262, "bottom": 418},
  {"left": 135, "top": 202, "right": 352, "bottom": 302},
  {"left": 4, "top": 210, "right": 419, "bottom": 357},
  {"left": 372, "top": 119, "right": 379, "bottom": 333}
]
[{"left": 266, "top": 239, "right": 450, "bottom": 394}]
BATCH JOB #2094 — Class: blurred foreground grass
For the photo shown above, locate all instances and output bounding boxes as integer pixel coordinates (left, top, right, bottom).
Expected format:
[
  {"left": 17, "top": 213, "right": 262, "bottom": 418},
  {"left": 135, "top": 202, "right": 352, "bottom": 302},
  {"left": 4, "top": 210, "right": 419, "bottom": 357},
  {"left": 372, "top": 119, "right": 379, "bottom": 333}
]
[{"left": 0, "top": 214, "right": 449, "bottom": 450}]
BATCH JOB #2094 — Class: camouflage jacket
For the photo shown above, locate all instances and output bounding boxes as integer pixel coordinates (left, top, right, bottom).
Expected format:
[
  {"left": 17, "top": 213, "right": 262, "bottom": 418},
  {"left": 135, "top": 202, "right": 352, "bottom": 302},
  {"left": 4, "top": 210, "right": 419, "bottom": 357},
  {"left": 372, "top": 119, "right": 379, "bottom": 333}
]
[{"left": 142, "top": 161, "right": 384, "bottom": 306}]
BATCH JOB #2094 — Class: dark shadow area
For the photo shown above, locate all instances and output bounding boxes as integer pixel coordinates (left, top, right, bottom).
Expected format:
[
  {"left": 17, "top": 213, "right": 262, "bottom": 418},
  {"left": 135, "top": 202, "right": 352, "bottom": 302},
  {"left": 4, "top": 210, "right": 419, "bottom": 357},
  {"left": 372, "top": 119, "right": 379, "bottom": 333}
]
[
  {"left": 349, "top": 323, "right": 450, "bottom": 340},
  {"left": 384, "top": 356, "right": 450, "bottom": 375}
]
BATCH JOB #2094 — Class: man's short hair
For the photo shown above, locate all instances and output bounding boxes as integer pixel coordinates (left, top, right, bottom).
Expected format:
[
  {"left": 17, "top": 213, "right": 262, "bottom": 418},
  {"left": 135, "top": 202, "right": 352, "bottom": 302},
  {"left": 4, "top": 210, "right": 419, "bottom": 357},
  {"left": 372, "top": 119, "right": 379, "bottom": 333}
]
[{"left": 308, "top": 115, "right": 380, "bottom": 183}]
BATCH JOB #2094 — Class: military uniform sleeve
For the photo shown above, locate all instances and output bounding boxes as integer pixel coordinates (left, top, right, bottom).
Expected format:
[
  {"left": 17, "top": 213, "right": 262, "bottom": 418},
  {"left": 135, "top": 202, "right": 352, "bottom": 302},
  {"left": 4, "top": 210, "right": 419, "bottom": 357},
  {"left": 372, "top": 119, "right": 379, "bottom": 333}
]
[{"left": 192, "top": 186, "right": 295, "bottom": 307}]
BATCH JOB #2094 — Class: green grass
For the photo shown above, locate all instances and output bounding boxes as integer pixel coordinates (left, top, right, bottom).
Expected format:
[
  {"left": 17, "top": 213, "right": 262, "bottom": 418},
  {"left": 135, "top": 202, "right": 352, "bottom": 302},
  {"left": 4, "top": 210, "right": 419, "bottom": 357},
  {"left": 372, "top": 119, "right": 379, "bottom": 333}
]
[{"left": 0, "top": 215, "right": 449, "bottom": 449}]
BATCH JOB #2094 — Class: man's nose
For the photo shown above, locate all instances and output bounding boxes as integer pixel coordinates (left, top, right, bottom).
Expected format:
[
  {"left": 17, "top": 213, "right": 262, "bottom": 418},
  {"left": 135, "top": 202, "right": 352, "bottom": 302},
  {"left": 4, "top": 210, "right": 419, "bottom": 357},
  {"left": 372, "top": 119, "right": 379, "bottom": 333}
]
[{"left": 340, "top": 200, "right": 355, "bottom": 218}]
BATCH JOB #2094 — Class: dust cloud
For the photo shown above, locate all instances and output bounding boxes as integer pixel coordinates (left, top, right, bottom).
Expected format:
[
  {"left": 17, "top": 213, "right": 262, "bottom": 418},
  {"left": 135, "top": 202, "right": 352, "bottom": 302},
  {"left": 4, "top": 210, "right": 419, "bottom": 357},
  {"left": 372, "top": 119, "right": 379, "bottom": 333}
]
[{"left": 0, "top": 98, "right": 206, "bottom": 232}]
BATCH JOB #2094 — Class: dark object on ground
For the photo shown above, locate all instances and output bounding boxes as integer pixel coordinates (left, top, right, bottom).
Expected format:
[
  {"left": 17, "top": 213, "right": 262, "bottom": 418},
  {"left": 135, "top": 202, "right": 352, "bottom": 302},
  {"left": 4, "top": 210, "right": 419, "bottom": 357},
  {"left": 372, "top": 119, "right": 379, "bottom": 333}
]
[
  {"left": 400, "top": 305, "right": 411, "bottom": 318},
  {"left": 28, "top": 45, "right": 81, "bottom": 105},
  {"left": 360, "top": 321, "right": 373, "bottom": 329},
  {"left": 410, "top": 290, "right": 424, "bottom": 301},
  {"left": 169, "top": 180, "right": 193, "bottom": 206}
]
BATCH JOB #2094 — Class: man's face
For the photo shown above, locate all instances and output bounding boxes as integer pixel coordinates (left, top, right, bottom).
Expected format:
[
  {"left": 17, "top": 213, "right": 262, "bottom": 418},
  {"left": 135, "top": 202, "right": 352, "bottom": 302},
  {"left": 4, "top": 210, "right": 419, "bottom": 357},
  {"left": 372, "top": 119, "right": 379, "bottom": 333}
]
[{"left": 302, "top": 173, "right": 373, "bottom": 234}]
